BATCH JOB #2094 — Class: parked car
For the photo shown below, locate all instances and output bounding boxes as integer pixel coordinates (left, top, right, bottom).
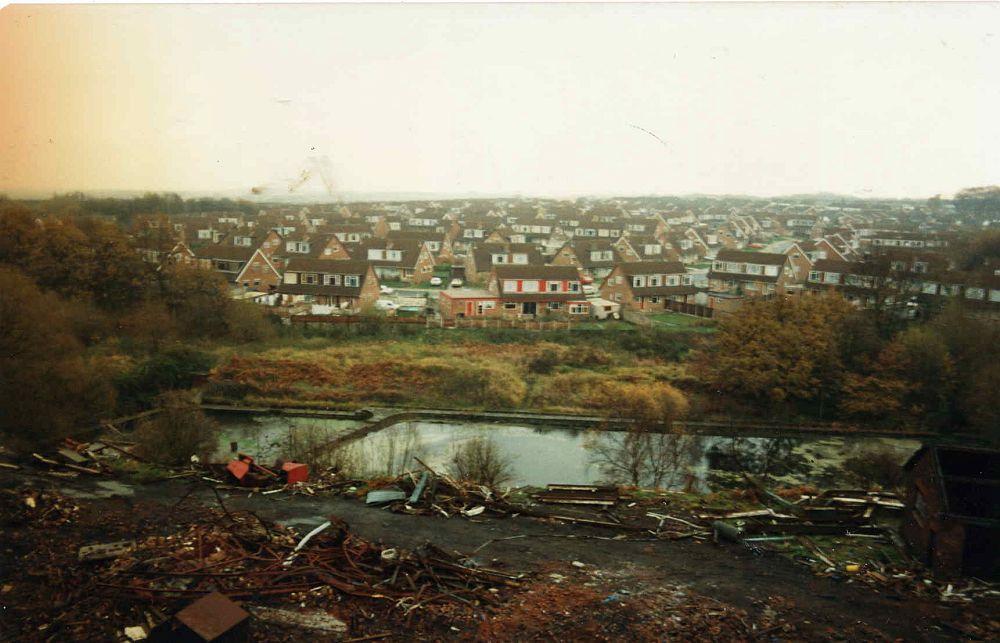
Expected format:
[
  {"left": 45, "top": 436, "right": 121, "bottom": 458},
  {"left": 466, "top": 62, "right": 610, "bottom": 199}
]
[
  {"left": 380, "top": 285, "right": 395, "bottom": 295},
  {"left": 375, "top": 299, "right": 398, "bottom": 311},
  {"left": 449, "top": 278, "right": 464, "bottom": 288},
  {"left": 429, "top": 276, "right": 443, "bottom": 286}
]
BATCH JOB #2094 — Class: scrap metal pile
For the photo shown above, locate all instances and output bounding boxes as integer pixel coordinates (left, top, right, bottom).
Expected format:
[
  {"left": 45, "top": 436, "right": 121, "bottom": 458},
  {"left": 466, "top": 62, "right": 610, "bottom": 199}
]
[
  {"left": 707, "top": 489, "right": 905, "bottom": 543},
  {"left": 96, "top": 509, "right": 523, "bottom": 622},
  {"left": 362, "top": 473, "right": 707, "bottom": 538}
]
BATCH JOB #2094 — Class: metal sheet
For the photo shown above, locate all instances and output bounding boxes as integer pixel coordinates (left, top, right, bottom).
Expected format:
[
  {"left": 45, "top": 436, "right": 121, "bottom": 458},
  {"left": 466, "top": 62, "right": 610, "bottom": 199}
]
[{"left": 174, "top": 592, "right": 249, "bottom": 642}]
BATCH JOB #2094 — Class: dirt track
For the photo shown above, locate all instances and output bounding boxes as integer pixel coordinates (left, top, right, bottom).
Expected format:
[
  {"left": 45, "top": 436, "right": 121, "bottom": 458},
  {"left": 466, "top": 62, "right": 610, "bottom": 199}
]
[{"left": 31, "top": 473, "right": 991, "bottom": 641}]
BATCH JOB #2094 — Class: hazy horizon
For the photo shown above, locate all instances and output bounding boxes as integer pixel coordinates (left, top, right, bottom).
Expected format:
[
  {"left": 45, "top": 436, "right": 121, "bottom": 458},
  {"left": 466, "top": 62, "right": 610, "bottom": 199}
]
[{"left": 2, "top": 3, "right": 998, "bottom": 200}]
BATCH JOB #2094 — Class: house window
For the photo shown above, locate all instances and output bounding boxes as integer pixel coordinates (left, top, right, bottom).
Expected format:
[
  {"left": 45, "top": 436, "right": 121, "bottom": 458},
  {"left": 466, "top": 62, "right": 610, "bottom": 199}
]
[
  {"left": 324, "top": 274, "right": 340, "bottom": 286},
  {"left": 569, "top": 304, "right": 588, "bottom": 314},
  {"left": 548, "top": 282, "right": 560, "bottom": 292},
  {"left": 422, "top": 265, "right": 432, "bottom": 273},
  {"left": 512, "top": 254, "right": 528, "bottom": 264},
  {"left": 649, "top": 296, "right": 660, "bottom": 304},
  {"left": 569, "top": 282, "right": 580, "bottom": 292},
  {"left": 386, "top": 250, "right": 402, "bottom": 261},
  {"left": 522, "top": 280, "right": 539, "bottom": 293},
  {"left": 764, "top": 265, "right": 779, "bottom": 277},
  {"left": 503, "top": 280, "right": 518, "bottom": 292},
  {"left": 492, "top": 254, "right": 507, "bottom": 264},
  {"left": 305, "top": 274, "right": 317, "bottom": 285},
  {"left": 823, "top": 272, "right": 840, "bottom": 284},
  {"left": 809, "top": 271, "right": 821, "bottom": 282},
  {"left": 504, "top": 302, "right": 517, "bottom": 310},
  {"left": 345, "top": 275, "right": 359, "bottom": 287},
  {"left": 548, "top": 302, "right": 561, "bottom": 310},
  {"left": 965, "top": 287, "right": 985, "bottom": 300},
  {"left": 324, "top": 248, "right": 332, "bottom": 255},
  {"left": 648, "top": 276, "right": 661, "bottom": 287}
]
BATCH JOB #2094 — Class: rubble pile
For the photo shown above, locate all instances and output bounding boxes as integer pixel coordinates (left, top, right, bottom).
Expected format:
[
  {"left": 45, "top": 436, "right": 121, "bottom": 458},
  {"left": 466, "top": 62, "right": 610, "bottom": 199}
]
[
  {"left": 361, "top": 469, "right": 522, "bottom": 518},
  {"left": 99, "top": 512, "right": 523, "bottom": 607}
]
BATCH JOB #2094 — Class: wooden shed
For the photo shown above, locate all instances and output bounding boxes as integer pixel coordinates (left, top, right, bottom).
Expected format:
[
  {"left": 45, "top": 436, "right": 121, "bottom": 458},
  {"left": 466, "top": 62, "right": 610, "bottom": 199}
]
[{"left": 901, "top": 445, "right": 1000, "bottom": 579}]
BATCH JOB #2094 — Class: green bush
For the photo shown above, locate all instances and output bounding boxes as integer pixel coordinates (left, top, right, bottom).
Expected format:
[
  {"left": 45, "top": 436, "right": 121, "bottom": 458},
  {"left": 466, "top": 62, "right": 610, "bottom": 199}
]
[{"left": 115, "top": 346, "right": 216, "bottom": 412}]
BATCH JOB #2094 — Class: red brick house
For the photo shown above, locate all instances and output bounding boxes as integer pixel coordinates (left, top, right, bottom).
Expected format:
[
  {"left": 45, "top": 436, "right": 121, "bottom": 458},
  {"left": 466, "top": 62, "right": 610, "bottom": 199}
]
[
  {"left": 487, "top": 265, "right": 589, "bottom": 318},
  {"left": 351, "top": 239, "right": 436, "bottom": 284},
  {"left": 233, "top": 248, "right": 282, "bottom": 292},
  {"left": 387, "top": 230, "right": 455, "bottom": 263},
  {"left": 707, "top": 249, "right": 809, "bottom": 297},
  {"left": 276, "top": 259, "right": 380, "bottom": 312},
  {"left": 599, "top": 261, "right": 699, "bottom": 312},
  {"left": 550, "top": 239, "right": 628, "bottom": 281},
  {"left": 438, "top": 288, "right": 500, "bottom": 320},
  {"left": 192, "top": 244, "right": 257, "bottom": 284},
  {"left": 464, "top": 242, "right": 545, "bottom": 284}
]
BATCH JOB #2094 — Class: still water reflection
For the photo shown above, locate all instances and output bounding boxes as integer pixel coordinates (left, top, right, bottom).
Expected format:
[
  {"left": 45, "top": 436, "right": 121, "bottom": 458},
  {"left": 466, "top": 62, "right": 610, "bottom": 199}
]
[{"left": 213, "top": 416, "right": 921, "bottom": 491}]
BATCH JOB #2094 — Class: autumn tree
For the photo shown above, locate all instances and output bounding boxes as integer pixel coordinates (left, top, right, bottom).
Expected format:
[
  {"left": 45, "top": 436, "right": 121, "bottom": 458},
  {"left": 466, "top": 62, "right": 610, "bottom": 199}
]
[
  {"left": 839, "top": 326, "right": 955, "bottom": 427},
  {"left": 698, "top": 295, "right": 854, "bottom": 409},
  {"left": 74, "top": 217, "right": 152, "bottom": 310},
  {"left": 0, "top": 266, "right": 116, "bottom": 449},
  {"left": 158, "top": 264, "right": 233, "bottom": 337}
]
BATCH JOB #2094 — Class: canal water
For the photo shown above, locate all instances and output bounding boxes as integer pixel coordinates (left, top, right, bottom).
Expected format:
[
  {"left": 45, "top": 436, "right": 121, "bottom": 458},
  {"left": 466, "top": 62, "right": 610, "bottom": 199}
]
[{"left": 212, "top": 415, "right": 922, "bottom": 491}]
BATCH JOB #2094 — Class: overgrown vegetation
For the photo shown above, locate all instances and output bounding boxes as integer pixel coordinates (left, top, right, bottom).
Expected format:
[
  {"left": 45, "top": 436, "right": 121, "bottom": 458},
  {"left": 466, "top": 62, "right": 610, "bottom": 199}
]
[
  {"left": 206, "top": 338, "right": 694, "bottom": 413},
  {"left": 133, "top": 392, "right": 220, "bottom": 466},
  {"left": 696, "top": 294, "right": 1000, "bottom": 437},
  {"left": 0, "top": 203, "right": 274, "bottom": 449}
]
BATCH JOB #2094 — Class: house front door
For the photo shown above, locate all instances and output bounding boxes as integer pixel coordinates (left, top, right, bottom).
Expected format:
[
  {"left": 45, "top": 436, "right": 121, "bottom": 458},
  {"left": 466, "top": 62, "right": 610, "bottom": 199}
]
[
  {"left": 522, "top": 302, "right": 537, "bottom": 315},
  {"left": 465, "top": 301, "right": 475, "bottom": 316}
]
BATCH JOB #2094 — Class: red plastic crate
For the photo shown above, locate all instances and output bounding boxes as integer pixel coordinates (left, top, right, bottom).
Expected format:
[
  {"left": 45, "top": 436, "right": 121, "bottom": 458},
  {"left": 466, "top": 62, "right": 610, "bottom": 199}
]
[{"left": 282, "top": 461, "right": 309, "bottom": 484}]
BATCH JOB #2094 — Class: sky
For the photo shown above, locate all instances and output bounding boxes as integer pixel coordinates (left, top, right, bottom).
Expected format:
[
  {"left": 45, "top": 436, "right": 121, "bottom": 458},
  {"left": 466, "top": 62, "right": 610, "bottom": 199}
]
[{"left": 1, "top": 3, "right": 998, "bottom": 199}]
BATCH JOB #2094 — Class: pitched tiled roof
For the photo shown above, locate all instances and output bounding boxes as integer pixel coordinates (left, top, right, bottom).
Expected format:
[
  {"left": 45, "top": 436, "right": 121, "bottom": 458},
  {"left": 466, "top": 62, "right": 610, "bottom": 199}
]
[
  {"left": 715, "top": 249, "right": 787, "bottom": 265},
  {"left": 471, "top": 243, "right": 544, "bottom": 269},
  {"left": 615, "top": 261, "right": 687, "bottom": 276},
  {"left": 350, "top": 239, "right": 425, "bottom": 267},
  {"left": 193, "top": 244, "right": 255, "bottom": 261},
  {"left": 492, "top": 265, "right": 580, "bottom": 281},
  {"left": 284, "top": 258, "right": 371, "bottom": 274}
]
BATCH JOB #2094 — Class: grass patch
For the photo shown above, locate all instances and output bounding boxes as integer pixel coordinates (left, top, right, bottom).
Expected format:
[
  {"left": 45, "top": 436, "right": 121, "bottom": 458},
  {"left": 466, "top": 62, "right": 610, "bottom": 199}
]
[
  {"left": 647, "top": 312, "right": 716, "bottom": 333},
  {"left": 108, "top": 459, "right": 177, "bottom": 483},
  {"left": 205, "top": 328, "right": 702, "bottom": 413}
]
